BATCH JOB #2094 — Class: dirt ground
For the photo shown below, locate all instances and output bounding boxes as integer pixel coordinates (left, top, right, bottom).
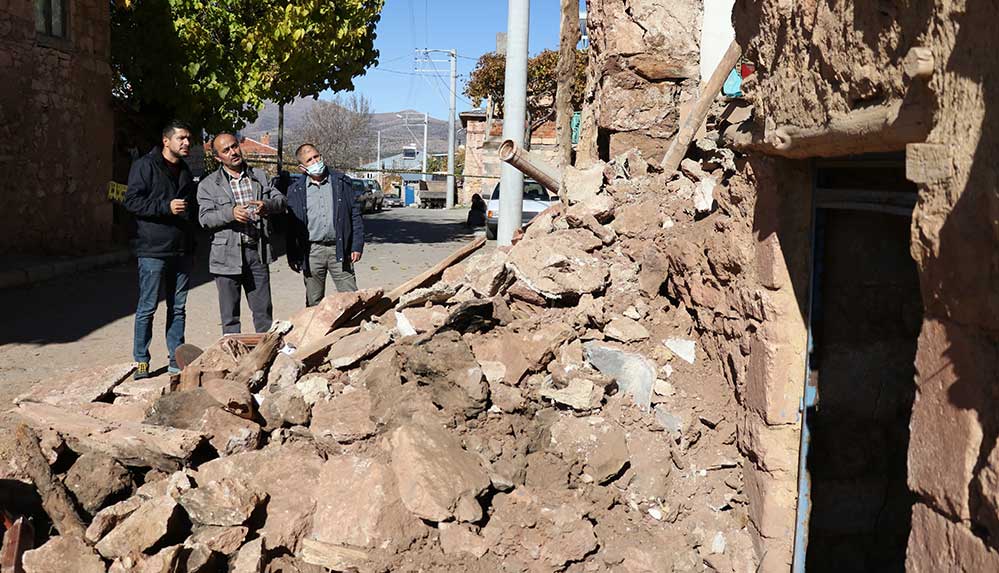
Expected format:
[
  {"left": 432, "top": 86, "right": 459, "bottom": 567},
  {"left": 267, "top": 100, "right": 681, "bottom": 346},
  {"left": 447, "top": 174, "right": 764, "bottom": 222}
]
[{"left": 0, "top": 207, "right": 480, "bottom": 424}]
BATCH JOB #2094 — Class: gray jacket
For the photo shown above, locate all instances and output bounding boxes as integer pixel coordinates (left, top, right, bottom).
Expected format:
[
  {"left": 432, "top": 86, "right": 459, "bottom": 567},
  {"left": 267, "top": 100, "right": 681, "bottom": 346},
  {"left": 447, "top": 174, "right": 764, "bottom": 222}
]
[{"left": 197, "top": 165, "right": 287, "bottom": 275}]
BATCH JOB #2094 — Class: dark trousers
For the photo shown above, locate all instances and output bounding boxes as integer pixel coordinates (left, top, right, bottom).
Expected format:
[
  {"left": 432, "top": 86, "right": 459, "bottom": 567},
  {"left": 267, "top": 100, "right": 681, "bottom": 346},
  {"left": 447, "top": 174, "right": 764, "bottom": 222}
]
[
  {"left": 133, "top": 255, "right": 192, "bottom": 367},
  {"left": 214, "top": 246, "right": 272, "bottom": 334}
]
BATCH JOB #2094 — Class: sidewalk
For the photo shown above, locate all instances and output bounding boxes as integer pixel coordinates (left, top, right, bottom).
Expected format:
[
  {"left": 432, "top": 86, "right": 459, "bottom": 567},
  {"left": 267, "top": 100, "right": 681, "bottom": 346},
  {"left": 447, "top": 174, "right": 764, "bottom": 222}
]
[{"left": 0, "top": 249, "right": 132, "bottom": 290}]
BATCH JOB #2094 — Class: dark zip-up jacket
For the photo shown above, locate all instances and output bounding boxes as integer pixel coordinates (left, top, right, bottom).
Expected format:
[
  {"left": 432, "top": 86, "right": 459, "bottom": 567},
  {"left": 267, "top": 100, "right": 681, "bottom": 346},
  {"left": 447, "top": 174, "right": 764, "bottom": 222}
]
[
  {"left": 123, "top": 148, "right": 197, "bottom": 257},
  {"left": 286, "top": 170, "right": 364, "bottom": 276}
]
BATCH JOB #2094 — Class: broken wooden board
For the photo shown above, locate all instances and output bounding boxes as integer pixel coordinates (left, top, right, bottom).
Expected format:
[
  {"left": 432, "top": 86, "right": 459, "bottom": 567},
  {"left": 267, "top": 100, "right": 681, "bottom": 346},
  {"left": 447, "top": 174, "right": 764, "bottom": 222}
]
[{"left": 14, "top": 402, "right": 206, "bottom": 471}]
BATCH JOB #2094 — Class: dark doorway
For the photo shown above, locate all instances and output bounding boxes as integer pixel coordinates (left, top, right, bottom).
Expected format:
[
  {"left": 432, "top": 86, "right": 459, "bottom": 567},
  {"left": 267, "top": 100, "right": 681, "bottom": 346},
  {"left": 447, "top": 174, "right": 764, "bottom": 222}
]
[{"left": 803, "top": 156, "right": 923, "bottom": 571}]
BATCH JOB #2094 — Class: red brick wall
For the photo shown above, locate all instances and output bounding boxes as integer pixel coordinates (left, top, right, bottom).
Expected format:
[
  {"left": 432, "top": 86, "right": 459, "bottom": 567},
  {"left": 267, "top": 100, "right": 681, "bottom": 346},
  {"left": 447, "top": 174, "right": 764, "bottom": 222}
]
[{"left": 0, "top": 0, "right": 114, "bottom": 255}]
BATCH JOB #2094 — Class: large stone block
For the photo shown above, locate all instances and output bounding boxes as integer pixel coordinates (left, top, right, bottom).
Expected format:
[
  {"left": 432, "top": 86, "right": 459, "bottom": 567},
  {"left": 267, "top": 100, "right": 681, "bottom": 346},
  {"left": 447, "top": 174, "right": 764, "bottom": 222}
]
[
  {"left": 907, "top": 503, "right": 999, "bottom": 572},
  {"left": 745, "top": 320, "right": 805, "bottom": 425},
  {"left": 907, "top": 319, "right": 995, "bottom": 522},
  {"left": 738, "top": 411, "right": 799, "bottom": 474},
  {"left": 743, "top": 462, "right": 796, "bottom": 543}
]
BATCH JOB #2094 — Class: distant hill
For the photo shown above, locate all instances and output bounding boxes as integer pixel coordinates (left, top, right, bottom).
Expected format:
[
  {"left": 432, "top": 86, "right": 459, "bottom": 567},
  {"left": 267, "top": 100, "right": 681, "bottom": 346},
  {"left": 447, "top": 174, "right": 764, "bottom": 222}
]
[{"left": 242, "top": 100, "right": 465, "bottom": 162}]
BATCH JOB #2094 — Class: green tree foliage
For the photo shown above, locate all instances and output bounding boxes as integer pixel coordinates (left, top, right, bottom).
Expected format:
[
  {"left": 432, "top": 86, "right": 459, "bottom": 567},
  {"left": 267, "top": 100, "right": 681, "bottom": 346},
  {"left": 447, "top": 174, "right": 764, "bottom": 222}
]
[
  {"left": 427, "top": 147, "right": 464, "bottom": 177},
  {"left": 111, "top": 0, "right": 383, "bottom": 133},
  {"left": 464, "top": 49, "right": 586, "bottom": 128}
]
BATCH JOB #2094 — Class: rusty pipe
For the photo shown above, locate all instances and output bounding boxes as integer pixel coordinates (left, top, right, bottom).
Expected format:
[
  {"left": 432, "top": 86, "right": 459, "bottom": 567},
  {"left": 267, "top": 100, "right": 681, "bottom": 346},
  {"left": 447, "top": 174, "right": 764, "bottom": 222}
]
[{"left": 498, "top": 140, "right": 561, "bottom": 193}]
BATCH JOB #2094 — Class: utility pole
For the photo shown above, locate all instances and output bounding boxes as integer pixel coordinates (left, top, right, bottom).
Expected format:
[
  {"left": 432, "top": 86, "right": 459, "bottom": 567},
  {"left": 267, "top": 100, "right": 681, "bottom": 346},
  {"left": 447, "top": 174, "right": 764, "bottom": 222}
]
[
  {"left": 376, "top": 130, "right": 381, "bottom": 188},
  {"left": 422, "top": 112, "right": 429, "bottom": 182},
  {"left": 277, "top": 103, "right": 285, "bottom": 173},
  {"left": 415, "top": 48, "right": 459, "bottom": 208},
  {"left": 446, "top": 49, "right": 457, "bottom": 209},
  {"left": 498, "top": 0, "right": 529, "bottom": 245}
]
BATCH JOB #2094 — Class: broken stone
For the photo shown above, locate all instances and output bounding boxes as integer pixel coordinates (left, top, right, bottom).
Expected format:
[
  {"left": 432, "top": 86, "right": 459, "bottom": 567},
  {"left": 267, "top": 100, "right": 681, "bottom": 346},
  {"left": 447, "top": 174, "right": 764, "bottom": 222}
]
[
  {"left": 326, "top": 327, "right": 392, "bottom": 369},
  {"left": 390, "top": 421, "right": 491, "bottom": 522},
  {"left": 584, "top": 342, "right": 656, "bottom": 411},
  {"left": 64, "top": 453, "right": 133, "bottom": 515},
  {"left": 397, "top": 282, "right": 456, "bottom": 309},
  {"left": 667, "top": 175, "right": 696, "bottom": 201},
  {"left": 654, "top": 406, "right": 684, "bottom": 441},
  {"left": 229, "top": 538, "right": 264, "bottom": 573},
  {"left": 135, "top": 469, "right": 193, "bottom": 500},
  {"left": 188, "top": 525, "right": 248, "bottom": 556},
  {"left": 299, "top": 539, "right": 369, "bottom": 572},
  {"left": 465, "top": 249, "right": 509, "bottom": 297},
  {"left": 664, "top": 337, "right": 696, "bottom": 364},
  {"left": 15, "top": 362, "right": 135, "bottom": 407},
  {"left": 537, "top": 504, "right": 599, "bottom": 568},
  {"left": 16, "top": 402, "right": 206, "bottom": 471},
  {"left": 393, "top": 311, "right": 417, "bottom": 337},
  {"left": 680, "top": 158, "right": 709, "bottom": 182},
  {"left": 507, "top": 232, "right": 610, "bottom": 299},
  {"left": 200, "top": 376, "right": 254, "bottom": 416},
  {"left": 23, "top": 535, "right": 106, "bottom": 573},
  {"left": 402, "top": 331, "right": 488, "bottom": 419},
  {"left": 399, "top": 306, "right": 448, "bottom": 334},
  {"left": 179, "top": 478, "right": 265, "bottom": 527},
  {"left": 563, "top": 163, "right": 605, "bottom": 206},
  {"left": 265, "top": 353, "right": 303, "bottom": 391},
  {"left": 196, "top": 442, "right": 325, "bottom": 552},
  {"left": 144, "top": 388, "right": 221, "bottom": 429},
  {"left": 310, "top": 387, "right": 376, "bottom": 443},
  {"left": 540, "top": 378, "right": 603, "bottom": 411},
  {"left": 439, "top": 522, "right": 490, "bottom": 558},
  {"left": 86, "top": 496, "right": 144, "bottom": 543},
  {"left": 653, "top": 379, "right": 674, "bottom": 396},
  {"left": 258, "top": 387, "right": 310, "bottom": 431},
  {"left": 625, "top": 431, "right": 672, "bottom": 501},
  {"left": 264, "top": 556, "right": 325, "bottom": 573},
  {"left": 488, "top": 380, "right": 526, "bottom": 413},
  {"left": 178, "top": 337, "right": 249, "bottom": 391},
  {"left": 507, "top": 279, "right": 548, "bottom": 306},
  {"left": 693, "top": 178, "right": 717, "bottom": 214},
  {"left": 294, "top": 375, "right": 332, "bottom": 406},
  {"left": 198, "top": 406, "right": 262, "bottom": 456},
  {"left": 309, "top": 456, "right": 425, "bottom": 551},
  {"left": 637, "top": 244, "right": 670, "bottom": 297},
  {"left": 549, "top": 415, "right": 630, "bottom": 484},
  {"left": 95, "top": 495, "right": 183, "bottom": 559},
  {"left": 114, "top": 374, "right": 172, "bottom": 401},
  {"left": 565, "top": 194, "right": 615, "bottom": 223},
  {"left": 603, "top": 317, "right": 650, "bottom": 343},
  {"left": 285, "top": 289, "right": 382, "bottom": 350}
]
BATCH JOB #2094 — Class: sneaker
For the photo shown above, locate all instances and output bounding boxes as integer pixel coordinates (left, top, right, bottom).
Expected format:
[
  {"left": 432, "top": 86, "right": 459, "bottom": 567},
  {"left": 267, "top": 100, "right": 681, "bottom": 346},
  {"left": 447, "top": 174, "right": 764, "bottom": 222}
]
[
  {"left": 168, "top": 366, "right": 181, "bottom": 375},
  {"left": 134, "top": 362, "right": 150, "bottom": 380}
]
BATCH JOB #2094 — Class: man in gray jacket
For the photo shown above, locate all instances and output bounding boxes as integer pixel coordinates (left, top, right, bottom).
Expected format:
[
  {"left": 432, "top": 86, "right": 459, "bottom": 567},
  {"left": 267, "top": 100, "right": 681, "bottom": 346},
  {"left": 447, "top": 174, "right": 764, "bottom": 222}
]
[{"left": 198, "top": 133, "right": 287, "bottom": 334}]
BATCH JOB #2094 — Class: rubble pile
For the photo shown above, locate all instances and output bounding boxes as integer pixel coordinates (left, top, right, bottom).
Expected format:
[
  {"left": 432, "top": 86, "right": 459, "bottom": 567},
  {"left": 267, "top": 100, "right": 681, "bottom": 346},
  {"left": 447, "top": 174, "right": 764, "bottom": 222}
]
[{"left": 4, "top": 137, "right": 761, "bottom": 572}]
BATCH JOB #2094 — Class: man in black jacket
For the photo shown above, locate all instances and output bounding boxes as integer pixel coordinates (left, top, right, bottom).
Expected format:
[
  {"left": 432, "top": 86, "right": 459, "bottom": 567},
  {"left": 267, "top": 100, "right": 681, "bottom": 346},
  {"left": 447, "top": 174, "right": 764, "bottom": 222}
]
[
  {"left": 286, "top": 143, "right": 364, "bottom": 307},
  {"left": 123, "top": 120, "right": 197, "bottom": 379}
]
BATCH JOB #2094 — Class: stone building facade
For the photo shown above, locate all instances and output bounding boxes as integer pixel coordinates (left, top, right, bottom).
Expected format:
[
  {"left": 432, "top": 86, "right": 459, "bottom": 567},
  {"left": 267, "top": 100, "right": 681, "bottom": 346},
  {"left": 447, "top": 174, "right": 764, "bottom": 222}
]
[
  {"left": 0, "top": 0, "right": 114, "bottom": 255},
  {"left": 583, "top": 0, "right": 998, "bottom": 570}
]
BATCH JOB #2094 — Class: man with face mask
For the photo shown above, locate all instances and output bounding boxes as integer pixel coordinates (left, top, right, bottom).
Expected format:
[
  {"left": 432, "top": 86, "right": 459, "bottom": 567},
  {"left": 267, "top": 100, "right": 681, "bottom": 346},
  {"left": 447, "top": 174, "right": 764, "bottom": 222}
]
[
  {"left": 285, "top": 143, "right": 364, "bottom": 306},
  {"left": 197, "top": 133, "right": 286, "bottom": 334},
  {"left": 123, "top": 120, "right": 198, "bottom": 379}
]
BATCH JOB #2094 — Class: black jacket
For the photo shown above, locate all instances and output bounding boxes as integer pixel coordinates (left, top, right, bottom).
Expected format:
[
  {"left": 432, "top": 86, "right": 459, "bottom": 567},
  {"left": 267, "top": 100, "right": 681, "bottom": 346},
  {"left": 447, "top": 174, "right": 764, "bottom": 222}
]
[
  {"left": 286, "top": 171, "right": 364, "bottom": 276},
  {"left": 123, "top": 149, "right": 198, "bottom": 257}
]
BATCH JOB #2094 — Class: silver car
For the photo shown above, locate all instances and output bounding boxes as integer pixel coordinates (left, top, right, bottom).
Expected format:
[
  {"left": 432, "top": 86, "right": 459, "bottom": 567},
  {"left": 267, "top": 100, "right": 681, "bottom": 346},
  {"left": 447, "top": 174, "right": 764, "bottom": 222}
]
[{"left": 485, "top": 180, "right": 554, "bottom": 240}]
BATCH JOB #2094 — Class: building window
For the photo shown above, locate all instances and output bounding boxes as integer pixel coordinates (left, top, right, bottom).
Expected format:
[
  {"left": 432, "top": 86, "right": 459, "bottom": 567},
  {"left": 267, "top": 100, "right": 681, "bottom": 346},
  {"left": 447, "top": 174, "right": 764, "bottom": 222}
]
[{"left": 35, "top": 0, "right": 68, "bottom": 38}]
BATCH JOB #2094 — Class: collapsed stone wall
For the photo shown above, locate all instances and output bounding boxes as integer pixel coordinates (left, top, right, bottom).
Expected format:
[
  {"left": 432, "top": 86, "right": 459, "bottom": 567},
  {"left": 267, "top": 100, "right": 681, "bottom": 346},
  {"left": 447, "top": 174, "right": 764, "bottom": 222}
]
[
  {"left": 579, "top": 0, "right": 702, "bottom": 162},
  {"left": 0, "top": 0, "right": 114, "bottom": 255},
  {"left": 730, "top": 0, "right": 999, "bottom": 569}
]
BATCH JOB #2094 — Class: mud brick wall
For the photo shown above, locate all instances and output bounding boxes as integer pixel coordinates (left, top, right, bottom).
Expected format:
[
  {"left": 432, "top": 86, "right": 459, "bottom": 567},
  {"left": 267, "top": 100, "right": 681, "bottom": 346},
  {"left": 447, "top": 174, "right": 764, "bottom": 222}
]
[
  {"left": 581, "top": 0, "right": 702, "bottom": 161},
  {"left": 0, "top": 0, "right": 114, "bottom": 255},
  {"left": 733, "top": 0, "right": 999, "bottom": 568}
]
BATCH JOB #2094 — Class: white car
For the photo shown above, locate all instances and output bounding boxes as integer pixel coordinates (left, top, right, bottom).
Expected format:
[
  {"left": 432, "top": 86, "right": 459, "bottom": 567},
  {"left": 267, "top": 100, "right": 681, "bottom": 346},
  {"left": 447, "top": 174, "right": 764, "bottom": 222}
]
[{"left": 485, "top": 179, "right": 555, "bottom": 240}]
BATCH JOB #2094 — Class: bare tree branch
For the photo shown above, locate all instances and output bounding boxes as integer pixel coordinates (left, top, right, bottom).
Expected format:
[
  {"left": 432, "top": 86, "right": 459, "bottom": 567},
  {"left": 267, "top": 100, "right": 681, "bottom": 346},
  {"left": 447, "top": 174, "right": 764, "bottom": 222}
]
[{"left": 294, "top": 94, "right": 374, "bottom": 170}]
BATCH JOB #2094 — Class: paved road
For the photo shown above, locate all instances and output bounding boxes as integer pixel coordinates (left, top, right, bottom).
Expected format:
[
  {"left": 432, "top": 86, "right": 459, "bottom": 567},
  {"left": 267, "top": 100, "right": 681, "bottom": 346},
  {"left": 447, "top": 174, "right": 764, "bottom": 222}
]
[{"left": 0, "top": 207, "right": 480, "bottom": 415}]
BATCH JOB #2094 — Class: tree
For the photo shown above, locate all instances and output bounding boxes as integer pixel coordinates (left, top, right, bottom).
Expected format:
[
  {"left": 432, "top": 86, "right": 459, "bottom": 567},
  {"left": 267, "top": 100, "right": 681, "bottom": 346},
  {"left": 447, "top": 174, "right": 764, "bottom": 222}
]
[
  {"left": 464, "top": 49, "right": 587, "bottom": 131},
  {"left": 427, "top": 148, "right": 464, "bottom": 177},
  {"left": 111, "top": 0, "right": 383, "bottom": 133},
  {"left": 294, "top": 94, "right": 374, "bottom": 170}
]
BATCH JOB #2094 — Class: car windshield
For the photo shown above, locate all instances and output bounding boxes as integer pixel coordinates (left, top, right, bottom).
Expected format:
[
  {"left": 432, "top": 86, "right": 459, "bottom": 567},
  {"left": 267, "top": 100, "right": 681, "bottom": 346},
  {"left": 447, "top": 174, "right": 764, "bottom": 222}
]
[
  {"left": 490, "top": 181, "right": 550, "bottom": 201},
  {"left": 368, "top": 180, "right": 381, "bottom": 191},
  {"left": 351, "top": 180, "right": 365, "bottom": 195}
]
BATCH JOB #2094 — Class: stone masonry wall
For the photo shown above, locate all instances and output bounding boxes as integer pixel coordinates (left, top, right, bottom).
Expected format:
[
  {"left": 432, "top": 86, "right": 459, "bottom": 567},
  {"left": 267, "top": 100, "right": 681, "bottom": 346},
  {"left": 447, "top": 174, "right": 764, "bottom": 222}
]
[
  {"left": 732, "top": 0, "right": 999, "bottom": 568},
  {"left": 0, "top": 0, "right": 114, "bottom": 255},
  {"left": 582, "top": 0, "right": 702, "bottom": 161}
]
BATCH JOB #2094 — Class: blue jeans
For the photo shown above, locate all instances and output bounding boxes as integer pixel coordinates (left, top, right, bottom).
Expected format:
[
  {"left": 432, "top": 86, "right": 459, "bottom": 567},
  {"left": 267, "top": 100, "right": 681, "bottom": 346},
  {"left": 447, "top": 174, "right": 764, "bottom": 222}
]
[{"left": 133, "top": 256, "right": 192, "bottom": 367}]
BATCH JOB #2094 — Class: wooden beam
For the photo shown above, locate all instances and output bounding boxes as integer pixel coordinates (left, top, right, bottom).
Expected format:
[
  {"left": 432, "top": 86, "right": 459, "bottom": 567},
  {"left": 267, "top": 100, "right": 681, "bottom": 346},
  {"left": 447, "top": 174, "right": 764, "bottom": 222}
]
[
  {"left": 660, "top": 40, "right": 742, "bottom": 173},
  {"left": 556, "top": 0, "right": 581, "bottom": 168}
]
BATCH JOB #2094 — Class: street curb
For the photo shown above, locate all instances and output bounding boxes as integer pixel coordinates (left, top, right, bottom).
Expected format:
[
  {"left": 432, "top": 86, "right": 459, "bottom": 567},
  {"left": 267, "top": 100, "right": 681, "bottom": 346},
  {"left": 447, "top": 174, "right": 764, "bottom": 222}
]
[{"left": 0, "top": 249, "right": 132, "bottom": 290}]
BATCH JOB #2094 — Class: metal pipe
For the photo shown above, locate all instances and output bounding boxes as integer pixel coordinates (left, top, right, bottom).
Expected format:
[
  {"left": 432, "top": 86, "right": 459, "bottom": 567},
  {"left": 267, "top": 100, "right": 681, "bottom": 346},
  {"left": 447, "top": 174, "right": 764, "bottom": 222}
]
[
  {"left": 446, "top": 50, "right": 457, "bottom": 209},
  {"left": 497, "top": 0, "right": 529, "bottom": 246},
  {"left": 498, "top": 139, "right": 560, "bottom": 193}
]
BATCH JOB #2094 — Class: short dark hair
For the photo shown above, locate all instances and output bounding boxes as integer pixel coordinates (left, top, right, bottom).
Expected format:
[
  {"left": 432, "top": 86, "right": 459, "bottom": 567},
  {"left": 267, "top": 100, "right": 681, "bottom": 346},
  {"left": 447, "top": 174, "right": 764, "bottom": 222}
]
[
  {"left": 162, "top": 120, "right": 191, "bottom": 139},
  {"left": 295, "top": 143, "right": 318, "bottom": 162}
]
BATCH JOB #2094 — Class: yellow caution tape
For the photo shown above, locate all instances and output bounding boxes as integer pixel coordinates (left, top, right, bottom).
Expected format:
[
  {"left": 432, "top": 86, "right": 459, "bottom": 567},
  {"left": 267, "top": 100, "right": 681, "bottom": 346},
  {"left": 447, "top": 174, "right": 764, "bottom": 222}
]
[{"left": 108, "top": 181, "right": 127, "bottom": 202}]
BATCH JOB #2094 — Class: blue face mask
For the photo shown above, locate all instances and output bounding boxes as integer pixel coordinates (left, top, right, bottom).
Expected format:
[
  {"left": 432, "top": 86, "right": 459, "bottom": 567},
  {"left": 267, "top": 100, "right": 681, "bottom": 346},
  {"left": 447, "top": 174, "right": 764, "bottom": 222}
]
[{"left": 306, "top": 161, "right": 326, "bottom": 176}]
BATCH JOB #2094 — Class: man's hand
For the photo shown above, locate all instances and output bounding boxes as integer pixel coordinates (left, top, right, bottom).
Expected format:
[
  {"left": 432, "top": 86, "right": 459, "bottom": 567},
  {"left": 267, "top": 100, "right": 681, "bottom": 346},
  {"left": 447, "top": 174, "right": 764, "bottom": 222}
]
[
  {"left": 233, "top": 204, "right": 251, "bottom": 223},
  {"left": 288, "top": 260, "right": 301, "bottom": 273},
  {"left": 248, "top": 200, "right": 267, "bottom": 216},
  {"left": 351, "top": 251, "right": 362, "bottom": 263},
  {"left": 169, "top": 199, "right": 187, "bottom": 215}
]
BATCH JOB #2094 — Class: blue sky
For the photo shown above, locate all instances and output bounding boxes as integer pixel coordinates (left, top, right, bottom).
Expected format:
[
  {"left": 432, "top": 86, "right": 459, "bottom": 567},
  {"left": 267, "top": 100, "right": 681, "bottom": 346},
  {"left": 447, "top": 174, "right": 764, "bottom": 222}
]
[{"left": 331, "top": 0, "right": 574, "bottom": 119}]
